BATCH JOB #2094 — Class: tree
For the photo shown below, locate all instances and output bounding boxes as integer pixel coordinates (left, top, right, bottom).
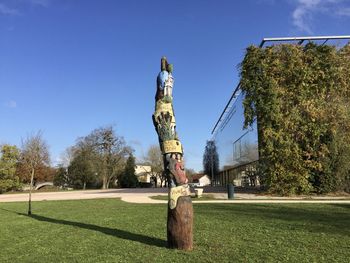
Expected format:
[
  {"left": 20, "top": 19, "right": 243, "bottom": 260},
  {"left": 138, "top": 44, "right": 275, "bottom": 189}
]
[
  {"left": 144, "top": 145, "right": 165, "bottom": 187},
  {"left": 203, "top": 140, "right": 219, "bottom": 186},
  {"left": 59, "top": 146, "right": 75, "bottom": 168},
  {"left": 53, "top": 166, "right": 70, "bottom": 188},
  {"left": 0, "top": 144, "right": 21, "bottom": 193},
  {"left": 61, "top": 126, "right": 131, "bottom": 190},
  {"left": 85, "top": 126, "right": 131, "bottom": 189},
  {"left": 66, "top": 141, "right": 99, "bottom": 189},
  {"left": 20, "top": 132, "right": 50, "bottom": 215},
  {"left": 120, "top": 153, "right": 138, "bottom": 188}
]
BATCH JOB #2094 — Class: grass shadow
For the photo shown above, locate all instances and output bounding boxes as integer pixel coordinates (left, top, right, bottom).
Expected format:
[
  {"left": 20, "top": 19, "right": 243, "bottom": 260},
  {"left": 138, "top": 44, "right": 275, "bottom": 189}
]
[{"left": 6, "top": 209, "right": 167, "bottom": 248}]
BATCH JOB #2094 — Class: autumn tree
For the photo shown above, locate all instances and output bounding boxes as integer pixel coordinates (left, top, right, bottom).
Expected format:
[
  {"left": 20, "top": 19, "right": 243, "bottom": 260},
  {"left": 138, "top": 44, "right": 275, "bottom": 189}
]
[{"left": 20, "top": 132, "right": 50, "bottom": 215}]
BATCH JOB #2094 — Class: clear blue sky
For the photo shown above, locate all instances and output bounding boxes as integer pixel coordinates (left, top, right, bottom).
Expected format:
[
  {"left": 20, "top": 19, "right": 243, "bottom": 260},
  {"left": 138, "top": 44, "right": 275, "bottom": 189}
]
[{"left": 1, "top": 0, "right": 349, "bottom": 171}]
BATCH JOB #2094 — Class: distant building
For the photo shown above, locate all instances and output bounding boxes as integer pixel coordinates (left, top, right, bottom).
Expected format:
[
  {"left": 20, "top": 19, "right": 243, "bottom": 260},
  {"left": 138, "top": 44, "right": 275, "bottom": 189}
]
[
  {"left": 192, "top": 174, "right": 211, "bottom": 186},
  {"left": 135, "top": 164, "right": 163, "bottom": 187},
  {"left": 135, "top": 165, "right": 151, "bottom": 183}
]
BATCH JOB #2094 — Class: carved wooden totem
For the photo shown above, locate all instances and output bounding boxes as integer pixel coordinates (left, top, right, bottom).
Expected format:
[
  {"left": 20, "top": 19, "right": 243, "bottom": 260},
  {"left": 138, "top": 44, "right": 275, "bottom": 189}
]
[{"left": 153, "top": 57, "right": 193, "bottom": 250}]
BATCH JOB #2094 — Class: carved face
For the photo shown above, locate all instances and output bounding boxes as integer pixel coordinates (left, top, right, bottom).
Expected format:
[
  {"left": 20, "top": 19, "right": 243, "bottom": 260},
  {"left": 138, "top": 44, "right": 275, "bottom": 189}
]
[{"left": 175, "top": 161, "right": 187, "bottom": 184}]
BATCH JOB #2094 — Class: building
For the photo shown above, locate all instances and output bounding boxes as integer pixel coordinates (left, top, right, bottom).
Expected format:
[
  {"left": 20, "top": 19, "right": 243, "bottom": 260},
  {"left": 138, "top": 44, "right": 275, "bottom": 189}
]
[
  {"left": 191, "top": 174, "right": 211, "bottom": 186},
  {"left": 135, "top": 164, "right": 164, "bottom": 187},
  {"left": 135, "top": 164, "right": 151, "bottom": 183}
]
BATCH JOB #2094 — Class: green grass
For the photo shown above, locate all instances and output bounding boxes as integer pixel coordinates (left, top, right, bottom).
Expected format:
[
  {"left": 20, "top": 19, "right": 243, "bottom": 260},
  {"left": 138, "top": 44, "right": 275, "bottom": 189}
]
[
  {"left": 150, "top": 194, "right": 225, "bottom": 201},
  {"left": 0, "top": 199, "right": 349, "bottom": 263}
]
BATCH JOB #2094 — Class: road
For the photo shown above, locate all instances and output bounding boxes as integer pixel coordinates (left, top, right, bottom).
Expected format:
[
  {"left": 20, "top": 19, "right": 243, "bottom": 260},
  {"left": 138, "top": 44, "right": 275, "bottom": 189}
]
[{"left": 1, "top": 188, "right": 349, "bottom": 204}]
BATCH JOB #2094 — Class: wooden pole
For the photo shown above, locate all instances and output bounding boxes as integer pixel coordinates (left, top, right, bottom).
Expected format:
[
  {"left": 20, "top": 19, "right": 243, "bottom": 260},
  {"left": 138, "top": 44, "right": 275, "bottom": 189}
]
[{"left": 152, "top": 57, "right": 193, "bottom": 251}]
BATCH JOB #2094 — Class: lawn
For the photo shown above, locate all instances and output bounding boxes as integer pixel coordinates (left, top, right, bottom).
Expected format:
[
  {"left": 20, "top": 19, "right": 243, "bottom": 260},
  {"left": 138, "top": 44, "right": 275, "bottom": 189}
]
[
  {"left": 150, "top": 194, "right": 225, "bottom": 201},
  {"left": 0, "top": 199, "right": 349, "bottom": 263}
]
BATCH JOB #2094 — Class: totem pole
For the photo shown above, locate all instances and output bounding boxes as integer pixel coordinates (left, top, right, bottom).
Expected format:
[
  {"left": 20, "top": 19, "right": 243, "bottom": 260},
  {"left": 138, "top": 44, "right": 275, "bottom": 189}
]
[{"left": 153, "top": 57, "right": 193, "bottom": 250}]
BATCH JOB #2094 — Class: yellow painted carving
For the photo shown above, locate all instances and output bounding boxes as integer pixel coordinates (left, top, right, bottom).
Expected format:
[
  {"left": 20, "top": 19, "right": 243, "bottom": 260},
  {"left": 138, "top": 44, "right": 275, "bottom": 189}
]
[
  {"left": 154, "top": 102, "right": 175, "bottom": 122},
  {"left": 169, "top": 184, "right": 191, "bottom": 209},
  {"left": 163, "top": 140, "right": 182, "bottom": 154}
]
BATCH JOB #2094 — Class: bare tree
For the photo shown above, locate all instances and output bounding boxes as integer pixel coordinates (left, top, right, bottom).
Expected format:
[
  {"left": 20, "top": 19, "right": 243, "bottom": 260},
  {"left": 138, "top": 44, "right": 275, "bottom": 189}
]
[
  {"left": 59, "top": 146, "right": 75, "bottom": 168},
  {"left": 20, "top": 131, "right": 50, "bottom": 215},
  {"left": 144, "top": 145, "right": 164, "bottom": 187}
]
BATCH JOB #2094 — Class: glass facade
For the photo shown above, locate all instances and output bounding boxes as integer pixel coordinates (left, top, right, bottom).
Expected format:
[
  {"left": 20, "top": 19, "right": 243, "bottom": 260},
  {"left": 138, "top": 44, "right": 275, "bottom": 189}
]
[{"left": 213, "top": 90, "right": 259, "bottom": 186}]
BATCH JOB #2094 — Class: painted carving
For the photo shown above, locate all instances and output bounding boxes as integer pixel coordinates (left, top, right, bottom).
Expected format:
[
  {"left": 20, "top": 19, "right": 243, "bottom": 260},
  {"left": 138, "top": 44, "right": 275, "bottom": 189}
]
[
  {"left": 153, "top": 57, "right": 190, "bottom": 207},
  {"left": 169, "top": 185, "right": 191, "bottom": 209}
]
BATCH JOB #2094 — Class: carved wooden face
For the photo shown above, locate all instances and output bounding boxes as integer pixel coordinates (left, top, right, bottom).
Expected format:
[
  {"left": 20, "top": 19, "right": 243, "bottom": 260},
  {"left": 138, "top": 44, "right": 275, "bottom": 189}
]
[{"left": 175, "top": 161, "right": 187, "bottom": 184}]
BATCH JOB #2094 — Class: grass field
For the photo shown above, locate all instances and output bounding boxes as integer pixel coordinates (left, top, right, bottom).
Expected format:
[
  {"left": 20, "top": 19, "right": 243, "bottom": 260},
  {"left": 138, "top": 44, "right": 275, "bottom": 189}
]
[
  {"left": 0, "top": 199, "right": 349, "bottom": 263},
  {"left": 150, "top": 194, "right": 224, "bottom": 201}
]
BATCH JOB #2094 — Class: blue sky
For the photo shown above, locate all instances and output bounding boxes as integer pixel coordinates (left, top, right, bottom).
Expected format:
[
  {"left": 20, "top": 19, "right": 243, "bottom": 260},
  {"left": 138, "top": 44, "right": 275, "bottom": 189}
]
[{"left": 1, "top": 0, "right": 349, "bottom": 171}]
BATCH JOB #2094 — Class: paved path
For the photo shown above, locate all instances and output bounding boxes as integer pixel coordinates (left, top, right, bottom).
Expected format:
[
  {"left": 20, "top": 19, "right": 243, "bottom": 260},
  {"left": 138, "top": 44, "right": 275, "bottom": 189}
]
[{"left": 1, "top": 188, "right": 350, "bottom": 204}]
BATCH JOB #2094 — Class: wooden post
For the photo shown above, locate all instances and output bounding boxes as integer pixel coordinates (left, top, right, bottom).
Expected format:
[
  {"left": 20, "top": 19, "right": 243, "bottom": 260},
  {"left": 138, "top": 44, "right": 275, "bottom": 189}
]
[{"left": 152, "top": 57, "right": 193, "bottom": 251}]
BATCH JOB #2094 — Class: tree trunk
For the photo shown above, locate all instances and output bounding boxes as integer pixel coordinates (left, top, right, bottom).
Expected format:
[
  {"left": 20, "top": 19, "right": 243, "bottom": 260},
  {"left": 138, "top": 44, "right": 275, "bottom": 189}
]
[
  {"left": 102, "top": 175, "right": 107, "bottom": 189},
  {"left": 167, "top": 196, "right": 193, "bottom": 250},
  {"left": 28, "top": 168, "right": 34, "bottom": 215},
  {"left": 83, "top": 181, "right": 86, "bottom": 190},
  {"left": 106, "top": 177, "right": 111, "bottom": 189}
]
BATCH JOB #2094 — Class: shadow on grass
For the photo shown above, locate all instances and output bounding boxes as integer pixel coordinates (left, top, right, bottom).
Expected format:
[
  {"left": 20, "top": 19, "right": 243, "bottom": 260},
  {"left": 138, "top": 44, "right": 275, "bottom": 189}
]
[{"left": 1, "top": 208, "right": 166, "bottom": 248}]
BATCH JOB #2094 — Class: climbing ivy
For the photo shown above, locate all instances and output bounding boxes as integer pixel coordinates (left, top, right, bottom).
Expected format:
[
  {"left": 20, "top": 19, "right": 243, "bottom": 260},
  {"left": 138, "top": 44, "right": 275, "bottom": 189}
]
[{"left": 240, "top": 43, "right": 350, "bottom": 195}]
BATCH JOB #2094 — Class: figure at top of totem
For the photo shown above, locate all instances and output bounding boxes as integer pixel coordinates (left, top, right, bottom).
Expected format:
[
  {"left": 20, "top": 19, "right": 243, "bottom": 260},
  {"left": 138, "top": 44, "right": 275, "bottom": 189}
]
[
  {"left": 157, "top": 57, "right": 169, "bottom": 90},
  {"left": 156, "top": 57, "right": 174, "bottom": 100}
]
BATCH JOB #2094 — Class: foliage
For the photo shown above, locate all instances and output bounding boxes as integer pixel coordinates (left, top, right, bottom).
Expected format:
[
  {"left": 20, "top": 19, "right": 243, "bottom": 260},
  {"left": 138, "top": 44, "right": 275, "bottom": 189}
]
[
  {"left": 53, "top": 167, "right": 69, "bottom": 187},
  {"left": 85, "top": 126, "right": 131, "bottom": 189},
  {"left": 16, "top": 162, "right": 54, "bottom": 184},
  {"left": 67, "top": 142, "right": 99, "bottom": 189},
  {"left": 65, "top": 126, "right": 131, "bottom": 189},
  {"left": 0, "top": 178, "right": 21, "bottom": 194},
  {"left": 0, "top": 144, "right": 21, "bottom": 193},
  {"left": 120, "top": 153, "right": 138, "bottom": 188},
  {"left": 0, "top": 200, "right": 349, "bottom": 262},
  {"left": 0, "top": 144, "right": 20, "bottom": 178},
  {"left": 202, "top": 140, "right": 219, "bottom": 184},
  {"left": 240, "top": 43, "right": 350, "bottom": 194}
]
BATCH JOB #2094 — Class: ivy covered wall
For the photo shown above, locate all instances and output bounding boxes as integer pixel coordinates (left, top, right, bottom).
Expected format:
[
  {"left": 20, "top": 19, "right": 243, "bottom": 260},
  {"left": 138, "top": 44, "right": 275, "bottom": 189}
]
[{"left": 240, "top": 43, "right": 350, "bottom": 195}]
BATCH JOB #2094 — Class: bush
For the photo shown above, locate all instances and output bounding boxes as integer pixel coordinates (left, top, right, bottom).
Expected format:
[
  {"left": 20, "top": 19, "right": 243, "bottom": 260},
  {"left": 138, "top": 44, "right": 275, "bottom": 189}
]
[{"left": 0, "top": 178, "right": 22, "bottom": 194}]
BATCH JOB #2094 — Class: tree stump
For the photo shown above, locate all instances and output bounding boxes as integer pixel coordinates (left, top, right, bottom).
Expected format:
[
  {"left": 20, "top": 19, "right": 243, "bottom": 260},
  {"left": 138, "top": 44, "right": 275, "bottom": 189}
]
[{"left": 167, "top": 196, "right": 193, "bottom": 250}]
